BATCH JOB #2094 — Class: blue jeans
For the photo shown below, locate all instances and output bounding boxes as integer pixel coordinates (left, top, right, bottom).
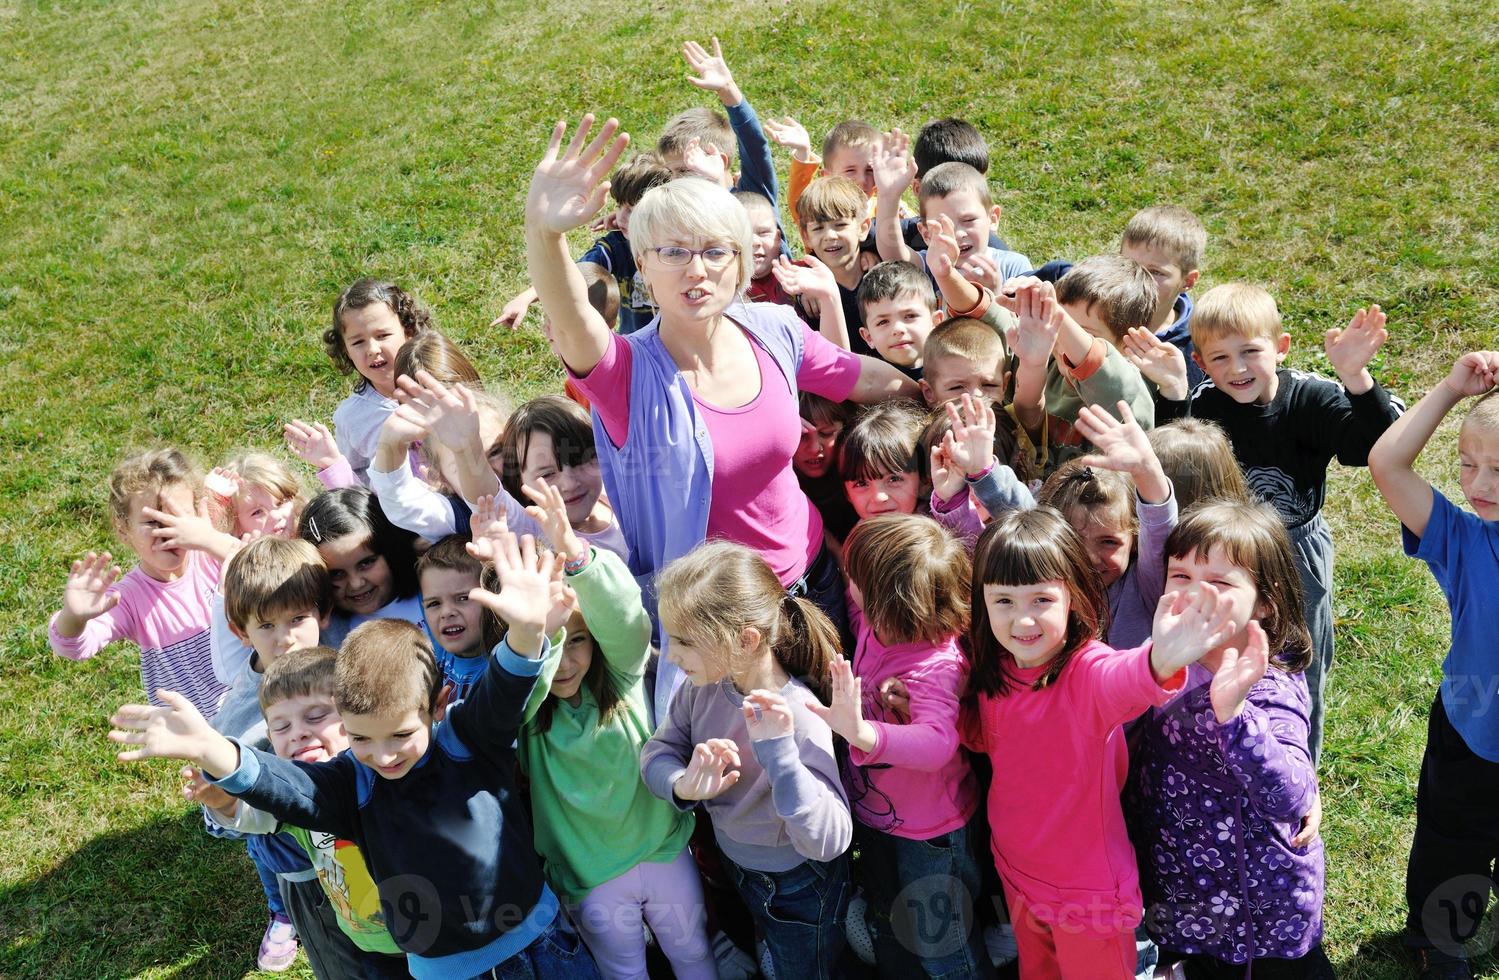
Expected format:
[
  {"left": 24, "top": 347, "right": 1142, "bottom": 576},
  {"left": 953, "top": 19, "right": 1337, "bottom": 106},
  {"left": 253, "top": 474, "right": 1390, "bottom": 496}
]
[
  {"left": 725, "top": 854, "right": 851, "bottom": 980},
  {"left": 480, "top": 915, "right": 601, "bottom": 979},
  {"left": 857, "top": 821, "right": 993, "bottom": 979}
]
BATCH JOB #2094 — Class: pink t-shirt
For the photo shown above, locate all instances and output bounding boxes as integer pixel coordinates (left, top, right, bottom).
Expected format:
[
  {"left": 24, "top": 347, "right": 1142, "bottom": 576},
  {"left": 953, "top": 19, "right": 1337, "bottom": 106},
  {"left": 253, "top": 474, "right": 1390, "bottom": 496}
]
[{"left": 575, "top": 319, "right": 861, "bottom": 585}]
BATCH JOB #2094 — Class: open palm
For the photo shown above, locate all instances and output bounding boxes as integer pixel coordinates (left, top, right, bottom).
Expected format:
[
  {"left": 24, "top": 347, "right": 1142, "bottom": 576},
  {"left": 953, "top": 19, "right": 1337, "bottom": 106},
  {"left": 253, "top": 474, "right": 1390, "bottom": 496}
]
[
  {"left": 525, "top": 115, "right": 631, "bottom": 236},
  {"left": 1210, "top": 622, "right": 1270, "bottom": 723}
]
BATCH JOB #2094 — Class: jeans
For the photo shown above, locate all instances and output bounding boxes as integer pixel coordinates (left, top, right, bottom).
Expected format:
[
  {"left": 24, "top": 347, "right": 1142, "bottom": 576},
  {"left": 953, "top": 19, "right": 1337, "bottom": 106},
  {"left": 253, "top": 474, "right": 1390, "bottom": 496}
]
[
  {"left": 857, "top": 821, "right": 993, "bottom": 979},
  {"left": 724, "top": 854, "right": 852, "bottom": 980},
  {"left": 480, "top": 914, "right": 602, "bottom": 979}
]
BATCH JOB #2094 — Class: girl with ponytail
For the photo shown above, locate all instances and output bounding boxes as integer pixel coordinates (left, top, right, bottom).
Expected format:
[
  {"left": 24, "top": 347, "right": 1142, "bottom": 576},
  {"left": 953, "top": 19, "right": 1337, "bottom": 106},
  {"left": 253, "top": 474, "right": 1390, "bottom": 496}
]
[{"left": 640, "top": 540, "right": 853, "bottom": 980}]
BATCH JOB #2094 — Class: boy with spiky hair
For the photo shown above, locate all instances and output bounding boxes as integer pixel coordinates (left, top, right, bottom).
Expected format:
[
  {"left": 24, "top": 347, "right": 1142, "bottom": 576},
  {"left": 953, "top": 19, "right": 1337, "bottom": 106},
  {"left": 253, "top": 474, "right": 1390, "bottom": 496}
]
[
  {"left": 856, "top": 260, "right": 944, "bottom": 382},
  {"left": 795, "top": 175, "right": 876, "bottom": 357}
]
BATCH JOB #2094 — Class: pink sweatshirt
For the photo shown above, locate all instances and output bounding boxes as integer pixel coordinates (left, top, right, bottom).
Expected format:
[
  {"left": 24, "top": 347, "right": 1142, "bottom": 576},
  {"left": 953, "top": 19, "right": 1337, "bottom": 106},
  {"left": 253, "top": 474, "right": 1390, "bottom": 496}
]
[
  {"left": 845, "top": 596, "right": 977, "bottom": 840},
  {"left": 961, "top": 640, "right": 1184, "bottom": 934},
  {"left": 48, "top": 550, "right": 227, "bottom": 718}
]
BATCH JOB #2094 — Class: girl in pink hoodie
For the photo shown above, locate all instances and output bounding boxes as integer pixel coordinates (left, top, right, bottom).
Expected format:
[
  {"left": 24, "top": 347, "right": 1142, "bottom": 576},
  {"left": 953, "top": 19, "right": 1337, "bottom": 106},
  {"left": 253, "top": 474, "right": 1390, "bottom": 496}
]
[{"left": 810, "top": 513, "right": 986, "bottom": 978}]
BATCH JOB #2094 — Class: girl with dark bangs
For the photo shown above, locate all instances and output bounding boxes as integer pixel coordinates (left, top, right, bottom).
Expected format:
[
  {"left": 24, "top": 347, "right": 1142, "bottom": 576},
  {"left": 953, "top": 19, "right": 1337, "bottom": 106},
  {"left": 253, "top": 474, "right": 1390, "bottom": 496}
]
[{"left": 962, "top": 507, "right": 1238, "bottom": 979}]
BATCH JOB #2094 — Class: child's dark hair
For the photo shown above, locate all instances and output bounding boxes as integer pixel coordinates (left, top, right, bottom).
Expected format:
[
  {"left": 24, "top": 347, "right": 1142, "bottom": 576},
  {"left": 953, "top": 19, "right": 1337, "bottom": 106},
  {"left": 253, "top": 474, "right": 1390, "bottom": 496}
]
[
  {"left": 657, "top": 541, "right": 839, "bottom": 703},
  {"left": 969, "top": 508, "right": 1107, "bottom": 696},
  {"left": 856, "top": 261, "right": 936, "bottom": 320},
  {"left": 1148, "top": 419, "right": 1250, "bottom": 512},
  {"left": 298, "top": 487, "right": 421, "bottom": 600},
  {"left": 579, "top": 264, "right": 621, "bottom": 330},
  {"left": 917, "top": 399, "right": 1034, "bottom": 487},
  {"left": 1037, "top": 459, "right": 1138, "bottom": 542},
  {"left": 844, "top": 514, "right": 969, "bottom": 645},
  {"left": 610, "top": 152, "right": 673, "bottom": 208},
  {"left": 416, "top": 535, "right": 505, "bottom": 652},
  {"left": 839, "top": 400, "right": 926, "bottom": 484},
  {"left": 799, "top": 391, "right": 854, "bottom": 432},
  {"left": 259, "top": 646, "right": 339, "bottom": 713},
  {"left": 1165, "top": 501, "right": 1312, "bottom": 671},
  {"left": 529, "top": 613, "right": 630, "bottom": 737},
  {"left": 324, "top": 279, "right": 433, "bottom": 390},
  {"left": 497, "top": 396, "right": 597, "bottom": 502},
  {"left": 394, "top": 331, "right": 483, "bottom": 390},
  {"left": 913, "top": 118, "right": 990, "bottom": 179}
]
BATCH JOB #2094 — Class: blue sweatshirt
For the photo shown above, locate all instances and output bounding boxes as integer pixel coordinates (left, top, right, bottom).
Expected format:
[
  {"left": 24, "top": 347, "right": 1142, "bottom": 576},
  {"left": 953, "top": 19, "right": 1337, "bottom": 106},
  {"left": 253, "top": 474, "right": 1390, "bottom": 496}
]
[{"left": 209, "top": 639, "right": 556, "bottom": 979}]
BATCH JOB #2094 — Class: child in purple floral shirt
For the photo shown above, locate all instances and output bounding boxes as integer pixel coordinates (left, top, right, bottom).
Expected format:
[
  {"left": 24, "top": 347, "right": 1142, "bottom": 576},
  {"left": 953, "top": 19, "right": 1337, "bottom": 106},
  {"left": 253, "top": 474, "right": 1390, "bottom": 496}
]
[{"left": 1129, "top": 501, "right": 1333, "bottom": 979}]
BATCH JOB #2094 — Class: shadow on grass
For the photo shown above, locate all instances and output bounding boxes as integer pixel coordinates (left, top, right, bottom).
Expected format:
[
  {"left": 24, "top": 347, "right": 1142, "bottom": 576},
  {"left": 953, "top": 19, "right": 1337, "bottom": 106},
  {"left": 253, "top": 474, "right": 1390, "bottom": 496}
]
[
  {"left": 1338, "top": 927, "right": 1499, "bottom": 980},
  {"left": 0, "top": 808, "right": 273, "bottom": 979}
]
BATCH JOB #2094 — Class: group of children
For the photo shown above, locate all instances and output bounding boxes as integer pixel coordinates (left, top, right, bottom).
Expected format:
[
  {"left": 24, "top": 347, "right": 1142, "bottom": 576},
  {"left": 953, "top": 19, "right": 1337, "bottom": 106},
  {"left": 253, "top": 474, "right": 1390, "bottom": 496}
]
[{"left": 56, "top": 35, "right": 1498, "bottom": 980}]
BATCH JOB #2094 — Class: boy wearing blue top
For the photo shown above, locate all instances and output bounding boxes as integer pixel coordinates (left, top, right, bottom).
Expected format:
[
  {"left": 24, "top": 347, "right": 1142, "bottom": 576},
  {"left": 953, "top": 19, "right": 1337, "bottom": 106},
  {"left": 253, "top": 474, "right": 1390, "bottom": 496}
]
[
  {"left": 110, "top": 532, "right": 600, "bottom": 980},
  {"left": 1369, "top": 350, "right": 1499, "bottom": 980}
]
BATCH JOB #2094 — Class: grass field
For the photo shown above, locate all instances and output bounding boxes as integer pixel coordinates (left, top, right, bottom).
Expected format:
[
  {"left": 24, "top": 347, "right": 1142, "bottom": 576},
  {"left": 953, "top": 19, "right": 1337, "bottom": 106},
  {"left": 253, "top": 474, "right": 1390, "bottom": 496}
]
[{"left": 3, "top": 0, "right": 1497, "bottom": 976}]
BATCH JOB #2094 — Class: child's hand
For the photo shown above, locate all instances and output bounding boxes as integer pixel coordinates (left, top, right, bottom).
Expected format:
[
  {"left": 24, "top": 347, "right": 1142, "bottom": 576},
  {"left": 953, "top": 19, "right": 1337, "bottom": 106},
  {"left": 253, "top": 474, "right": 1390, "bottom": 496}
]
[
  {"left": 397, "top": 371, "right": 481, "bottom": 452},
  {"left": 1003, "top": 278, "right": 1061, "bottom": 366},
  {"left": 465, "top": 495, "right": 511, "bottom": 563},
  {"left": 871, "top": 129, "right": 916, "bottom": 199},
  {"left": 1122, "top": 327, "right": 1189, "bottom": 402},
  {"left": 143, "top": 497, "right": 229, "bottom": 556},
  {"left": 928, "top": 440, "right": 965, "bottom": 504},
  {"left": 772, "top": 255, "right": 837, "bottom": 304},
  {"left": 681, "top": 36, "right": 742, "bottom": 106},
  {"left": 1443, "top": 351, "right": 1499, "bottom": 398},
  {"left": 945, "top": 393, "right": 998, "bottom": 478},
  {"left": 674, "top": 738, "right": 742, "bottom": 801},
  {"left": 1149, "top": 584, "right": 1237, "bottom": 680},
  {"left": 521, "top": 478, "right": 587, "bottom": 564},
  {"left": 283, "top": 420, "right": 343, "bottom": 471},
  {"left": 379, "top": 402, "right": 430, "bottom": 449},
  {"left": 60, "top": 552, "right": 122, "bottom": 630},
  {"left": 804, "top": 656, "right": 876, "bottom": 750},
  {"left": 742, "top": 690, "right": 797, "bottom": 741},
  {"left": 1324, "top": 304, "right": 1388, "bottom": 394},
  {"left": 1291, "top": 791, "right": 1322, "bottom": 848},
  {"left": 1074, "top": 401, "right": 1169, "bottom": 503},
  {"left": 764, "top": 115, "right": 814, "bottom": 162},
  {"left": 110, "top": 690, "right": 236, "bottom": 774},
  {"left": 181, "top": 765, "right": 237, "bottom": 817},
  {"left": 957, "top": 251, "right": 1003, "bottom": 294},
  {"left": 491, "top": 291, "right": 534, "bottom": 330},
  {"left": 1209, "top": 621, "right": 1269, "bottom": 724},
  {"left": 526, "top": 115, "right": 631, "bottom": 237},
  {"left": 922, "top": 213, "right": 962, "bottom": 281},
  {"left": 878, "top": 676, "right": 911, "bottom": 723},
  {"left": 468, "top": 531, "right": 556, "bottom": 654}
]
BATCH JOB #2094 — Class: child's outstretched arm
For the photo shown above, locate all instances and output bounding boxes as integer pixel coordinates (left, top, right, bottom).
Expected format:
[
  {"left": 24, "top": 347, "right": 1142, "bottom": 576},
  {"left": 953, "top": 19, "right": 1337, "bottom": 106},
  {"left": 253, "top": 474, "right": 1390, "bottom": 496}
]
[
  {"left": 525, "top": 115, "right": 631, "bottom": 377},
  {"left": 284, "top": 420, "right": 356, "bottom": 489},
  {"left": 765, "top": 115, "right": 816, "bottom": 229},
  {"left": 743, "top": 689, "right": 852, "bottom": 862},
  {"left": 1122, "top": 326, "right": 1189, "bottom": 403},
  {"left": 110, "top": 690, "right": 359, "bottom": 837},
  {"left": 871, "top": 130, "right": 917, "bottom": 264},
  {"left": 1149, "top": 584, "right": 1236, "bottom": 682},
  {"left": 1317, "top": 304, "right": 1402, "bottom": 465},
  {"left": 683, "top": 38, "right": 778, "bottom": 204},
  {"left": 1005, "top": 278, "right": 1061, "bottom": 443},
  {"left": 1369, "top": 351, "right": 1499, "bottom": 537},
  {"left": 1075, "top": 401, "right": 1171, "bottom": 504},
  {"left": 50, "top": 552, "right": 124, "bottom": 654},
  {"left": 492, "top": 284, "right": 539, "bottom": 330},
  {"left": 772, "top": 255, "right": 850, "bottom": 349},
  {"left": 142, "top": 496, "right": 241, "bottom": 563},
  {"left": 808, "top": 654, "right": 963, "bottom": 773}
]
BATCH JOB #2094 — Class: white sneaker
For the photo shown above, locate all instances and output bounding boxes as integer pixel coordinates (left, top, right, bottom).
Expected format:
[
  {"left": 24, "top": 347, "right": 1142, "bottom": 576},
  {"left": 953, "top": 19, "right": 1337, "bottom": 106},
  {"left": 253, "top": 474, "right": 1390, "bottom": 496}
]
[
  {"left": 844, "top": 891, "right": 877, "bottom": 965},
  {"left": 985, "top": 922, "right": 1019, "bottom": 967},
  {"left": 710, "top": 930, "right": 757, "bottom": 980}
]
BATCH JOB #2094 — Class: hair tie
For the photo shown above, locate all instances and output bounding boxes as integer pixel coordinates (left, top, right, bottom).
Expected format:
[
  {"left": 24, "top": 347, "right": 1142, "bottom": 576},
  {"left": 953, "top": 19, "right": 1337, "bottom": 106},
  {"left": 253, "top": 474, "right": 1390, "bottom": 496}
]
[{"left": 1067, "top": 466, "right": 1096, "bottom": 483}]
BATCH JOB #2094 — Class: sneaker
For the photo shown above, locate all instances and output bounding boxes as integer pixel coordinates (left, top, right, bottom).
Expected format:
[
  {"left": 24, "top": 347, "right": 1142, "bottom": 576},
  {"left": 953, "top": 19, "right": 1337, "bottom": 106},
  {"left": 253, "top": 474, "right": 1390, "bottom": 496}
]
[
  {"left": 844, "top": 891, "right": 877, "bottom": 965},
  {"left": 257, "top": 913, "right": 298, "bottom": 972},
  {"left": 985, "top": 922, "right": 1019, "bottom": 968},
  {"left": 710, "top": 930, "right": 757, "bottom": 980},
  {"left": 1415, "top": 948, "right": 1473, "bottom": 980}
]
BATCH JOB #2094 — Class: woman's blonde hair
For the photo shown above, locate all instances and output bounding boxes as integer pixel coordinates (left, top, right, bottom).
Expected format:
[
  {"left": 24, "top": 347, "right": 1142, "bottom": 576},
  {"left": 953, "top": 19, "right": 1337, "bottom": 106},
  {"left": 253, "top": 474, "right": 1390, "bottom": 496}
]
[
  {"left": 657, "top": 540, "right": 839, "bottom": 702},
  {"left": 844, "top": 514, "right": 969, "bottom": 645},
  {"left": 629, "top": 177, "right": 754, "bottom": 297}
]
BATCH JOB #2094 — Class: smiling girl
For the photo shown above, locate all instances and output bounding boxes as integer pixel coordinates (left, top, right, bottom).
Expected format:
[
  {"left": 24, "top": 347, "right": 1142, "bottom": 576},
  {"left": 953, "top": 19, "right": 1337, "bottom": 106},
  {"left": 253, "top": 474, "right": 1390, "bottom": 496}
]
[{"left": 297, "top": 488, "right": 423, "bottom": 648}]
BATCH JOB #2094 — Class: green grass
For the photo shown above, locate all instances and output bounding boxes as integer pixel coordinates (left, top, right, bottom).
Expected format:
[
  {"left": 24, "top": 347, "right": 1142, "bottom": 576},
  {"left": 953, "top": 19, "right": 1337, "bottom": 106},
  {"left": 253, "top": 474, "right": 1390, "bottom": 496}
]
[{"left": 3, "top": 0, "right": 1496, "bottom": 976}]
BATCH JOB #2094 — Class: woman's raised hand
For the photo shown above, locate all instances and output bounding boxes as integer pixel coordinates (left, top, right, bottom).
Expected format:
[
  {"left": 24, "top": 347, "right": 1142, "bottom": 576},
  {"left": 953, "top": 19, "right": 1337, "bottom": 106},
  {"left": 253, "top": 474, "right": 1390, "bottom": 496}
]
[{"left": 525, "top": 115, "right": 631, "bottom": 236}]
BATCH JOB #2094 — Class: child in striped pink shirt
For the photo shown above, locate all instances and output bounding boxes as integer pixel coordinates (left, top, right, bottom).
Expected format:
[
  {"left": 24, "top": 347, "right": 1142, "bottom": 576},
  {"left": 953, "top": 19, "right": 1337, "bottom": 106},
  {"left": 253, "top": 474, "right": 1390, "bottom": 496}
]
[{"left": 48, "top": 448, "right": 227, "bottom": 719}]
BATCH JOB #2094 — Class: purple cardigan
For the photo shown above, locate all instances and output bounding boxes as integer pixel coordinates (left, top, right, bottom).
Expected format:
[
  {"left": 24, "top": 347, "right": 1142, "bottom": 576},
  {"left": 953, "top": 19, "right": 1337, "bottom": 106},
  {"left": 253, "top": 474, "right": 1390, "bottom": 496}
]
[{"left": 1127, "top": 661, "right": 1323, "bottom": 964}]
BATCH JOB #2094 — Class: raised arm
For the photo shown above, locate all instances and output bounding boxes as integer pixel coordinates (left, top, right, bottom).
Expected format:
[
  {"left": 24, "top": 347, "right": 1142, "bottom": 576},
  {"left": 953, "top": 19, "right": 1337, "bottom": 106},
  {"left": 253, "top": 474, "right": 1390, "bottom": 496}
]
[
  {"left": 1369, "top": 351, "right": 1499, "bottom": 537},
  {"left": 396, "top": 371, "right": 503, "bottom": 504},
  {"left": 772, "top": 255, "right": 850, "bottom": 349},
  {"left": 524, "top": 115, "right": 631, "bottom": 377},
  {"left": 847, "top": 354, "right": 921, "bottom": 403},
  {"left": 871, "top": 130, "right": 917, "bottom": 264}
]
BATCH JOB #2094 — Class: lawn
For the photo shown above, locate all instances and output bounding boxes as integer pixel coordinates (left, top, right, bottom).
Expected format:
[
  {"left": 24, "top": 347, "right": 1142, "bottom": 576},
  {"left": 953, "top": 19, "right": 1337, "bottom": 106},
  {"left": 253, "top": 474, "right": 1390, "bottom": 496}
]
[{"left": 2, "top": 0, "right": 1496, "bottom": 976}]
